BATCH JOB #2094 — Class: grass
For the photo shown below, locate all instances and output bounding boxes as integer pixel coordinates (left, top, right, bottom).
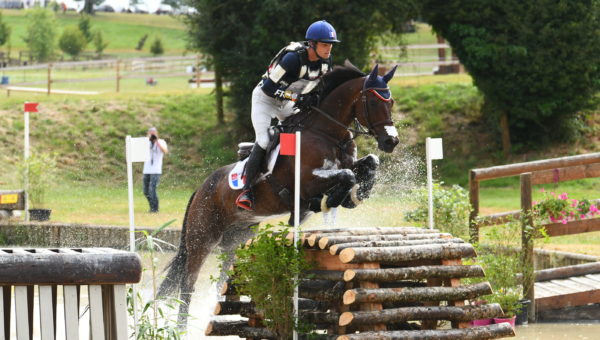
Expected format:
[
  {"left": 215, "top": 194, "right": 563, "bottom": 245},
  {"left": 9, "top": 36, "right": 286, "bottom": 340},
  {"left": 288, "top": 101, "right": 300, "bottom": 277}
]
[{"left": 1, "top": 9, "right": 187, "bottom": 56}]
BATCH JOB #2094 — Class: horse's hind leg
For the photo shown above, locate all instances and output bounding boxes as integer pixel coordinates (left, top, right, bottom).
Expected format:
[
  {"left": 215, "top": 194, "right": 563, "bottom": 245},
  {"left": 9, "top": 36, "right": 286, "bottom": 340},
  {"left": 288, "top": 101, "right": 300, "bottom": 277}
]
[
  {"left": 313, "top": 168, "right": 357, "bottom": 208},
  {"left": 177, "top": 208, "right": 225, "bottom": 328}
]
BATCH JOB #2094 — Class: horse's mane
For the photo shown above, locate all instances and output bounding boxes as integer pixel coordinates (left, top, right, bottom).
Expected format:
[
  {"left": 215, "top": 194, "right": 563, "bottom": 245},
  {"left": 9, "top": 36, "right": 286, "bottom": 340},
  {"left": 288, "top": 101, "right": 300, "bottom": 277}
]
[{"left": 320, "top": 60, "right": 365, "bottom": 99}]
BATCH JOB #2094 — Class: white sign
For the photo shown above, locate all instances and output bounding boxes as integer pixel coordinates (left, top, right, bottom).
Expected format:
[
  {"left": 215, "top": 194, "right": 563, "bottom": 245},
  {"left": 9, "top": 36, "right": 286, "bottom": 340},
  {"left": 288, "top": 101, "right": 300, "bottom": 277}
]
[
  {"left": 427, "top": 138, "right": 444, "bottom": 160},
  {"left": 127, "top": 137, "right": 150, "bottom": 163}
]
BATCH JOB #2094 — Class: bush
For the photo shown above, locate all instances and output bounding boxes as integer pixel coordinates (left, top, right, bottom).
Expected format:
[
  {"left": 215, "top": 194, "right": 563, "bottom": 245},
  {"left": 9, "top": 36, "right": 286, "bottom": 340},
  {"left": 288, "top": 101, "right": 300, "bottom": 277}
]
[
  {"left": 136, "top": 34, "right": 148, "bottom": 51},
  {"left": 23, "top": 9, "right": 57, "bottom": 62},
  {"left": 0, "top": 11, "right": 11, "bottom": 47},
  {"left": 150, "top": 37, "right": 164, "bottom": 56},
  {"left": 78, "top": 14, "right": 93, "bottom": 43},
  {"left": 92, "top": 30, "right": 109, "bottom": 56},
  {"left": 59, "top": 26, "right": 87, "bottom": 59},
  {"left": 225, "top": 224, "right": 311, "bottom": 339},
  {"left": 17, "top": 152, "right": 57, "bottom": 209},
  {"left": 404, "top": 183, "right": 472, "bottom": 239}
]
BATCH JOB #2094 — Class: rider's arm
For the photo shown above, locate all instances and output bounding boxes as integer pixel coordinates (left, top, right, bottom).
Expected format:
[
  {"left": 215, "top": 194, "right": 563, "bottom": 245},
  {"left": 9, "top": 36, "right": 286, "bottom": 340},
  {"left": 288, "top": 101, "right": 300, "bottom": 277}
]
[{"left": 260, "top": 52, "right": 301, "bottom": 100}]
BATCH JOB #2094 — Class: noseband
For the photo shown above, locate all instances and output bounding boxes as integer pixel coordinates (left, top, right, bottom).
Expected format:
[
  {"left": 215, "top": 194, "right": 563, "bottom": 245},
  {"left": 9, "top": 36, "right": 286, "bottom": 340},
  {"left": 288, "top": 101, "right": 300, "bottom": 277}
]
[{"left": 309, "top": 76, "right": 394, "bottom": 138}]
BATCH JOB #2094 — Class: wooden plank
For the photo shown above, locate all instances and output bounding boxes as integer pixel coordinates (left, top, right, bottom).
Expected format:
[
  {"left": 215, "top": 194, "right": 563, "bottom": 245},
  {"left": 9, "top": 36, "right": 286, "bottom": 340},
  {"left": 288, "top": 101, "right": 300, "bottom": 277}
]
[
  {"left": 535, "top": 282, "right": 562, "bottom": 297},
  {"left": 475, "top": 210, "right": 521, "bottom": 227},
  {"left": 471, "top": 153, "right": 600, "bottom": 181},
  {"left": 443, "top": 259, "right": 470, "bottom": 329},
  {"left": 538, "top": 281, "right": 578, "bottom": 296},
  {"left": 63, "top": 285, "right": 79, "bottom": 340},
  {"left": 112, "top": 285, "right": 128, "bottom": 340},
  {"left": 357, "top": 262, "right": 385, "bottom": 332},
  {"left": 39, "top": 286, "right": 55, "bottom": 340},
  {"left": 0, "top": 285, "right": 10, "bottom": 340},
  {"left": 535, "top": 262, "right": 600, "bottom": 281},
  {"left": 531, "top": 163, "right": 600, "bottom": 185},
  {"left": 5, "top": 86, "right": 99, "bottom": 95},
  {"left": 548, "top": 279, "right": 591, "bottom": 293},
  {"left": 568, "top": 276, "right": 600, "bottom": 289},
  {"left": 584, "top": 274, "right": 600, "bottom": 283},
  {"left": 536, "top": 289, "right": 600, "bottom": 311},
  {"left": 539, "top": 218, "right": 600, "bottom": 238},
  {"left": 89, "top": 285, "right": 105, "bottom": 340},
  {"left": 15, "top": 286, "right": 31, "bottom": 340}
]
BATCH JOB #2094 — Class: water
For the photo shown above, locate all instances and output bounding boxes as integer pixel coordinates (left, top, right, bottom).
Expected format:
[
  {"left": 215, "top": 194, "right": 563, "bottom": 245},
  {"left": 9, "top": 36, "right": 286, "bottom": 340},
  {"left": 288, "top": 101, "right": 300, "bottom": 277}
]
[{"left": 514, "top": 323, "right": 600, "bottom": 339}]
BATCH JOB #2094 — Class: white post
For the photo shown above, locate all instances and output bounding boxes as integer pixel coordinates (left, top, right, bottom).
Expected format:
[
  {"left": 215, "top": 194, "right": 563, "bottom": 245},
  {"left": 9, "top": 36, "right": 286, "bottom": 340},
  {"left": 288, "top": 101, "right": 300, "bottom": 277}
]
[
  {"left": 293, "top": 131, "right": 301, "bottom": 340},
  {"left": 425, "top": 137, "right": 443, "bottom": 229},
  {"left": 23, "top": 109, "right": 29, "bottom": 221},
  {"left": 125, "top": 135, "right": 138, "bottom": 335}
]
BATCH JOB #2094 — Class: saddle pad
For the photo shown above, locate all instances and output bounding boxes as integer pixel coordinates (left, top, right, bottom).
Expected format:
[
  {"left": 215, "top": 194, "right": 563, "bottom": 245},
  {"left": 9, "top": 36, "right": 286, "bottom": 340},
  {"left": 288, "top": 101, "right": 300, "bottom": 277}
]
[{"left": 228, "top": 144, "right": 281, "bottom": 190}]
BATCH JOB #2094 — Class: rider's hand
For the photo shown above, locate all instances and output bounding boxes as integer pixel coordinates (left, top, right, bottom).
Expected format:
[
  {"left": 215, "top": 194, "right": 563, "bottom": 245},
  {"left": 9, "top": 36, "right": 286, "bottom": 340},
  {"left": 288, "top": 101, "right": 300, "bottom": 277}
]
[{"left": 294, "top": 92, "right": 320, "bottom": 111}]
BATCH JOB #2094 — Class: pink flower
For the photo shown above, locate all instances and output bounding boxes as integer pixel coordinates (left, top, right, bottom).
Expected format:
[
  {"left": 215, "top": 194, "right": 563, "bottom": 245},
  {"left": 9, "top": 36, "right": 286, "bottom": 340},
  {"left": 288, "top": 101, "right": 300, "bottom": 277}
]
[
  {"left": 562, "top": 219, "right": 568, "bottom": 224},
  {"left": 533, "top": 201, "right": 538, "bottom": 205},
  {"left": 540, "top": 188, "right": 545, "bottom": 192},
  {"left": 558, "top": 193, "right": 568, "bottom": 200},
  {"left": 590, "top": 205, "right": 599, "bottom": 213},
  {"left": 581, "top": 215, "right": 586, "bottom": 219}
]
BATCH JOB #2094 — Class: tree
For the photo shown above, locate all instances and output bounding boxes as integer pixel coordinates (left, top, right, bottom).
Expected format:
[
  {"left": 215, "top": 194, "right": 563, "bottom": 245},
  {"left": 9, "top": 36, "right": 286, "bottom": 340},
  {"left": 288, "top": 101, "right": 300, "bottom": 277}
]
[
  {"left": 82, "top": 0, "right": 103, "bottom": 14},
  {"left": 185, "top": 0, "right": 418, "bottom": 130},
  {"left": 150, "top": 36, "right": 164, "bottom": 56},
  {"left": 422, "top": 0, "right": 600, "bottom": 154},
  {"left": 59, "top": 26, "right": 87, "bottom": 60},
  {"left": 23, "top": 9, "right": 58, "bottom": 62},
  {"left": 0, "top": 11, "right": 11, "bottom": 48},
  {"left": 92, "top": 30, "right": 109, "bottom": 56},
  {"left": 78, "top": 14, "right": 93, "bottom": 43}
]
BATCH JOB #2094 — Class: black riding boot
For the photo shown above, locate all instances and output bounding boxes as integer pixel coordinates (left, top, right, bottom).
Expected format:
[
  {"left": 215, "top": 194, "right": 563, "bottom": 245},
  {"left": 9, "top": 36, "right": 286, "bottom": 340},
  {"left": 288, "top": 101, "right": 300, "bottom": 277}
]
[{"left": 235, "top": 145, "right": 266, "bottom": 211}]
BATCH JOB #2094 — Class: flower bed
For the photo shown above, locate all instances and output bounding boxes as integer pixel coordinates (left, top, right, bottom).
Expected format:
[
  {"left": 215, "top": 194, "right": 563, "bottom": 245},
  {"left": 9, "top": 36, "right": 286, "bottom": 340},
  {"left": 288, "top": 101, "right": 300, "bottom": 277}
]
[{"left": 534, "top": 189, "right": 599, "bottom": 224}]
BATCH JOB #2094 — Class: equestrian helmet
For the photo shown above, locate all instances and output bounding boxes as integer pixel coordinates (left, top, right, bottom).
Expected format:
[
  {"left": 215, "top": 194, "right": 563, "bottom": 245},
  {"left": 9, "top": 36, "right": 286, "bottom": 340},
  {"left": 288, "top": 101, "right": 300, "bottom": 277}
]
[{"left": 306, "top": 20, "right": 340, "bottom": 43}]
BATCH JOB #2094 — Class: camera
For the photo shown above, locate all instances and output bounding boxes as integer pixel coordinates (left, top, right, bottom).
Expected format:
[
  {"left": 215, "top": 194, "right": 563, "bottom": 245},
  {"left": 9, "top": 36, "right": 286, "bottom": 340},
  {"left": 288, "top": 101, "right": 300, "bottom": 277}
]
[{"left": 150, "top": 134, "right": 157, "bottom": 142}]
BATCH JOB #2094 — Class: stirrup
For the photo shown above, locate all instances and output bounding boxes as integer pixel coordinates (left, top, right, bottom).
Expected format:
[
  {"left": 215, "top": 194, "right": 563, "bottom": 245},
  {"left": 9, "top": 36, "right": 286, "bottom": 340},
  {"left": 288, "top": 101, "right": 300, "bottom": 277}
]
[{"left": 236, "top": 190, "right": 254, "bottom": 211}]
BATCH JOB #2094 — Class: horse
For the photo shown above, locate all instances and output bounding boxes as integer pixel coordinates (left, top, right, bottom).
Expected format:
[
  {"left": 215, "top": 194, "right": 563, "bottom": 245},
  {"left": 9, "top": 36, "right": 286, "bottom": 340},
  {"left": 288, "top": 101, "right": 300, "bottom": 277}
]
[{"left": 158, "top": 61, "right": 400, "bottom": 326}]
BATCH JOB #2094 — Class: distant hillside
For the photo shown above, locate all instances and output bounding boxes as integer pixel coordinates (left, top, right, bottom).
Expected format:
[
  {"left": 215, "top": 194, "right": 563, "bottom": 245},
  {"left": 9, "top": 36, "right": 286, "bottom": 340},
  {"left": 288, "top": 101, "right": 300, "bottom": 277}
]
[{"left": 0, "top": 9, "right": 187, "bottom": 57}]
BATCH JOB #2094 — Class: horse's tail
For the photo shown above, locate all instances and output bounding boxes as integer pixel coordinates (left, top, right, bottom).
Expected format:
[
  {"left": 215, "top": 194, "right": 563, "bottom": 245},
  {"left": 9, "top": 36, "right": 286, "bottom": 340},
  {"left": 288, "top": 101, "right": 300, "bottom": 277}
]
[{"left": 158, "top": 190, "right": 196, "bottom": 297}]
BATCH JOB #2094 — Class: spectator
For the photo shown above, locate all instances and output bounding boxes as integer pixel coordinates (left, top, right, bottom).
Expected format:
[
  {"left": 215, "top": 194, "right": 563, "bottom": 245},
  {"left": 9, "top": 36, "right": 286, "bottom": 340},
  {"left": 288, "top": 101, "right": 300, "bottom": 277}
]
[{"left": 143, "top": 127, "right": 168, "bottom": 213}]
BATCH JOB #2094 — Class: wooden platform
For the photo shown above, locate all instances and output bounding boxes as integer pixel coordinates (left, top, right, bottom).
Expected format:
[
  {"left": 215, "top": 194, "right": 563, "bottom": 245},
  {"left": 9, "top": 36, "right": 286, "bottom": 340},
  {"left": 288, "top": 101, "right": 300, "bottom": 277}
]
[
  {"left": 536, "top": 273, "right": 600, "bottom": 312},
  {"left": 5, "top": 86, "right": 99, "bottom": 96}
]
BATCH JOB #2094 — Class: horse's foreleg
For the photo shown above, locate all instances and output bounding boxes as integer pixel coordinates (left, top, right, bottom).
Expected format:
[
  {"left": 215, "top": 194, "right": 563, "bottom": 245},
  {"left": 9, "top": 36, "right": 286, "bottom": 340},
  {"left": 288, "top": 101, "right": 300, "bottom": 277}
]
[
  {"left": 342, "top": 154, "right": 379, "bottom": 208},
  {"left": 311, "top": 168, "right": 357, "bottom": 209}
]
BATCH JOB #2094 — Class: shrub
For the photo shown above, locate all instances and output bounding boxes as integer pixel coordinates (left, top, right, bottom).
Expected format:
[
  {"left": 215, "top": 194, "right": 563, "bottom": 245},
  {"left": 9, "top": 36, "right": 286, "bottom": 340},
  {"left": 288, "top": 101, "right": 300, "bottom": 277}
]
[
  {"left": 150, "top": 37, "right": 164, "bottom": 56},
  {"left": 92, "top": 30, "right": 109, "bottom": 56},
  {"left": 17, "top": 152, "right": 57, "bottom": 209},
  {"left": 23, "top": 9, "right": 57, "bottom": 62},
  {"left": 78, "top": 14, "right": 93, "bottom": 43},
  {"left": 136, "top": 34, "right": 148, "bottom": 50},
  {"left": 226, "top": 224, "right": 311, "bottom": 339},
  {"left": 404, "top": 183, "right": 472, "bottom": 239},
  {"left": 59, "top": 26, "right": 87, "bottom": 60},
  {"left": 0, "top": 11, "right": 11, "bottom": 47}
]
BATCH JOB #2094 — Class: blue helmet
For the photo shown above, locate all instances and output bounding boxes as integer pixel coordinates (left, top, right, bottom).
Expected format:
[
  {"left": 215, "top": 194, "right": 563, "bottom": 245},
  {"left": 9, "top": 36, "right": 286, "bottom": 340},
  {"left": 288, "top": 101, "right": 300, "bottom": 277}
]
[{"left": 305, "top": 20, "right": 340, "bottom": 43}]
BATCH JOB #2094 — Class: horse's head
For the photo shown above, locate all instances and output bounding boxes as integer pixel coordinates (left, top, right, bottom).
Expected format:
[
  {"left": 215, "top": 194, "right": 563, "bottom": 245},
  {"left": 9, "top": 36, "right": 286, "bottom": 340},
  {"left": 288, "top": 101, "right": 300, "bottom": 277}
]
[{"left": 355, "top": 64, "right": 399, "bottom": 153}]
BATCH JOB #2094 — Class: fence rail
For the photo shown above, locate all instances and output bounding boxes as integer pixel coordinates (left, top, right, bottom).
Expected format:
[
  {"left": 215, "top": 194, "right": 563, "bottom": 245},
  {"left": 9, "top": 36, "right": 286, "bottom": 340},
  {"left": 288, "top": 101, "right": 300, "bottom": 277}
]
[{"left": 0, "top": 247, "right": 141, "bottom": 340}]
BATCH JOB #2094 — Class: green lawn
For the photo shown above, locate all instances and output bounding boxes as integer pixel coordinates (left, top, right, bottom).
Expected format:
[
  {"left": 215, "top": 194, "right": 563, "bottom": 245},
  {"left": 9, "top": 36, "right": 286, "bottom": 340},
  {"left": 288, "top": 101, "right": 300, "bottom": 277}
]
[{"left": 1, "top": 9, "right": 187, "bottom": 56}]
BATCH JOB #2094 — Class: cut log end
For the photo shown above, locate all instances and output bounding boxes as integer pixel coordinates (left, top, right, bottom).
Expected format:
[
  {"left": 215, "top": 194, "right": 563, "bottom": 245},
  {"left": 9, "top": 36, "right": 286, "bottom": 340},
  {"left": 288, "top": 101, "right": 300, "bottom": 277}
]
[
  {"left": 205, "top": 321, "right": 215, "bottom": 336},
  {"left": 339, "top": 311, "right": 354, "bottom": 326},
  {"left": 330, "top": 245, "right": 339, "bottom": 255},
  {"left": 339, "top": 248, "right": 355, "bottom": 263},
  {"left": 308, "top": 234, "right": 319, "bottom": 247},
  {"left": 337, "top": 336, "right": 350, "bottom": 340},
  {"left": 343, "top": 269, "right": 356, "bottom": 282},
  {"left": 343, "top": 289, "right": 356, "bottom": 305},
  {"left": 214, "top": 303, "right": 221, "bottom": 315},
  {"left": 319, "top": 237, "right": 330, "bottom": 249}
]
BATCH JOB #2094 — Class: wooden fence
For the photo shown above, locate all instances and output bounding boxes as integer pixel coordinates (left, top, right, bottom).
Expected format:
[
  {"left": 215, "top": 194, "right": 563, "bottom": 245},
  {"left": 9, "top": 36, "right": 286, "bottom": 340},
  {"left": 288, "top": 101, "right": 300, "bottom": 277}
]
[
  {"left": 0, "top": 247, "right": 141, "bottom": 339},
  {"left": 0, "top": 55, "right": 214, "bottom": 95},
  {"left": 468, "top": 152, "right": 600, "bottom": 321}
]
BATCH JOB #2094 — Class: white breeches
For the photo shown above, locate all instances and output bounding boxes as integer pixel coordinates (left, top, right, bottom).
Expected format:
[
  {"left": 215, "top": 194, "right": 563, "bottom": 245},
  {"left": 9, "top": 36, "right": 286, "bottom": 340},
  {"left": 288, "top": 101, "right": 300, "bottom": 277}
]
[{"left": 251, "top": 86, "right": 295, "bottom": 149}]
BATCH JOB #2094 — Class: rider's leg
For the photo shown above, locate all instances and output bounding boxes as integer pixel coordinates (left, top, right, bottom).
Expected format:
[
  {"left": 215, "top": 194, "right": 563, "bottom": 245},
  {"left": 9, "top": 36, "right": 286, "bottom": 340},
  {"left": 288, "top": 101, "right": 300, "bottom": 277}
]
[
  {"left": 236, "top": 86, "right": 273, "bottom": 211},
  {"left": 235, "top": 144, "right": 266, "bottom": 210}
]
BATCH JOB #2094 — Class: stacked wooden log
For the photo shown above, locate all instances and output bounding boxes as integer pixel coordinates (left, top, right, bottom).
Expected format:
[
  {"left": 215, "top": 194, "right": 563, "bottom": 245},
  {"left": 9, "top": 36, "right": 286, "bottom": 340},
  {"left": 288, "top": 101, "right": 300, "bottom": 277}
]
[{"left": 206, "top": 226, "right": 515, "bottom": 339}]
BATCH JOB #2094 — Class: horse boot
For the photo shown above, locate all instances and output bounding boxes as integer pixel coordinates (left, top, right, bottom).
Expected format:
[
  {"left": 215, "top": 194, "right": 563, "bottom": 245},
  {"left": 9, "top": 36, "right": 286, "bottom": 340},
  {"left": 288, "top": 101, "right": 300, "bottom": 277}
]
[{"left": 235, "top": 145, "right": 266, "bottom": 211}]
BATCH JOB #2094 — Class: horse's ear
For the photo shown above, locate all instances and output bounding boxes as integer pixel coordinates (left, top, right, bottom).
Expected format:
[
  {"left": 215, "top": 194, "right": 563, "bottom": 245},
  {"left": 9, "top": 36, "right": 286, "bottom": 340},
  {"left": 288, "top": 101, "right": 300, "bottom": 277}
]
[
  {"left": 368, "top": 64, "right": 379, "bottom": 82},
  {"left": 383, "top": 65, "right": 397, "bottom": 84}
]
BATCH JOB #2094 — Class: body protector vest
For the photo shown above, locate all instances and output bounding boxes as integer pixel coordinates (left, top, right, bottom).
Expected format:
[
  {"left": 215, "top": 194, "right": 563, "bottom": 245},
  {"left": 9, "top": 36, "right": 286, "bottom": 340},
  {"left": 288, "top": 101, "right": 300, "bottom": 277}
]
[{"left": 259, "top": 41, "right": 332, "bottom": 100}]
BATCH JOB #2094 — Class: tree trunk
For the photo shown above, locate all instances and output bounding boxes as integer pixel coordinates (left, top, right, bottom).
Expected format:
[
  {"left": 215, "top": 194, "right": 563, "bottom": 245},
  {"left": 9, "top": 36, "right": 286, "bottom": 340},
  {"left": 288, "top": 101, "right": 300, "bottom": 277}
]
[
  {"left": 319, "top": 233, "right": 451, "bottom": 250},
  {"left": 205, "top": 320, "right": 276, "bottom": 338},
  {"left": 83, "top": 0, "right": 94, "bottom": 14},
  {"left": 307, "top": 227, "right": 440, "bottom": 246},
  {"left": 339, "top": 303, "right": 503, "bottom": 326},
  {"left": 304, "top": 270, "right": 345, "bottom": 281},
  {"left": 500, "top": 111, "right": 511, "bottom": 159},
  {"left": 300, "top": 280, "right": 346, "bottom": 301},
  {"left": 330, "top": 238, "right": 464, "bottom": 255},
  {"left": 336, "top": 323, "right": 515, "bottom": 340},
  {"left": 343, "top": 282, "right": 493, "bottom": 305},
  {"left": 214, "top": 62, "right": 224, "bottom": 124},
  {"left": 339, "top": 243, "right": 476, "bottom": 264},
  {"left": 343, "top": 265, "right": 485, "bottom": 282}
]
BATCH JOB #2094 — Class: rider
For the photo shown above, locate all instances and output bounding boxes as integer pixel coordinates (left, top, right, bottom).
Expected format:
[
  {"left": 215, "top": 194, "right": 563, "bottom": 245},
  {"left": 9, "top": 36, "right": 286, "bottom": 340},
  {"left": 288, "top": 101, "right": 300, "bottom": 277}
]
[{"left": 235, "top": 20, "right": 340, "bottom": 211}]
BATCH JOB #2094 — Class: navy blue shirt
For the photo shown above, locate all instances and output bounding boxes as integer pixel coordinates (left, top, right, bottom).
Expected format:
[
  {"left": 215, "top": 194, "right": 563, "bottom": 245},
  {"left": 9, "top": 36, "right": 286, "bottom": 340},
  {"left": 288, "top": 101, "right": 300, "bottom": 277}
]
[{"left": 260, "top": 42, "right": 332, "bottom": 99}]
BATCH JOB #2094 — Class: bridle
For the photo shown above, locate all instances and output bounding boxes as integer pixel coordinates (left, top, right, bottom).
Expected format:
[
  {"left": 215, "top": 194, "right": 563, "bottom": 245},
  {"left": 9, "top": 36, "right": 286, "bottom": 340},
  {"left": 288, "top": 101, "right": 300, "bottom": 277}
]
[{"left": 309, "top": 76, "right": 394, "bottom": 137}]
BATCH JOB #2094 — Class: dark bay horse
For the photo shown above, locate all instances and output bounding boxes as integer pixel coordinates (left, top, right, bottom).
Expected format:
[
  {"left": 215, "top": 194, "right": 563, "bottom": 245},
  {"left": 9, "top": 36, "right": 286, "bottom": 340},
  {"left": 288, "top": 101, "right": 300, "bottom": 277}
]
[{"left": 159, "top": 62, "right": 399, "bottom": 325}]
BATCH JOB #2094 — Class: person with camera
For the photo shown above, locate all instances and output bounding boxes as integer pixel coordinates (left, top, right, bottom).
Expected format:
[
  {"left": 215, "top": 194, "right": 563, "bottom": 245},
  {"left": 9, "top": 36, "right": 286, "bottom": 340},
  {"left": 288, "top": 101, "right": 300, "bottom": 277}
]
[{"left": 143, "top": 127, "right": 168, "bottom": 213}]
